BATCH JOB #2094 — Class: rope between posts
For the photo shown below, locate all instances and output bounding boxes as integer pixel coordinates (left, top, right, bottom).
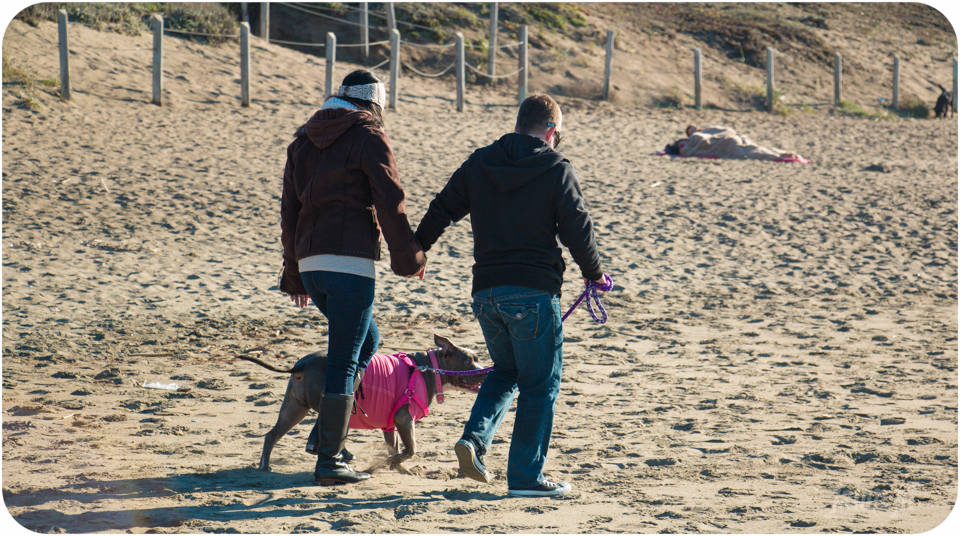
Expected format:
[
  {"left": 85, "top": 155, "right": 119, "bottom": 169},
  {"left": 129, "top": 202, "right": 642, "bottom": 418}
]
[
  {"left": 268, "top": 38, "right": 326, "bottom": 48},
  {"left": 466, "top": 63, "right": 524, "bottom": 79},
  {"left": 370, "top": 58, "right": 390, "bottom": 70},
  {"left": 337, "top": 40, "right": 390, "bottom": 48},
  {"left": 163, "top": 28, "right": 238, "bottom": 38},
  {"left": 464, "top": 41, "right": 523, "bottom": 50},
  {"left": 277, "top": 1, "right": 439, "bottom": 34},
  {"left": 402, "top": 39, "right": 456, "bottom": 49},
  {"left": 277, "top": 2, "right": 366, "bottom": 29},
  {"left": 402, "top": 61, "right": 456, "bottom": 78},
  {"left": 68, "top": 44, "right": 148, "bottom": 52}
]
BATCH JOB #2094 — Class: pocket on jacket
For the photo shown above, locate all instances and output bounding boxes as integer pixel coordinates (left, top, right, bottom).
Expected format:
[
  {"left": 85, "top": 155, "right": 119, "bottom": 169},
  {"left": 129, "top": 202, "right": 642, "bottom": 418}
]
[{"left": 497, "top": 303, "right": 539, "bottom": 341}]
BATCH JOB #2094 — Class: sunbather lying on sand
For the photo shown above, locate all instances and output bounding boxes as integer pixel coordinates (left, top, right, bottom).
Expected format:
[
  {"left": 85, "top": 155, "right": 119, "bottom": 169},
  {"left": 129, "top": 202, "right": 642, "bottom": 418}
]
[{"left": 662, "top": 125, "right": 806, "bottom": 162}]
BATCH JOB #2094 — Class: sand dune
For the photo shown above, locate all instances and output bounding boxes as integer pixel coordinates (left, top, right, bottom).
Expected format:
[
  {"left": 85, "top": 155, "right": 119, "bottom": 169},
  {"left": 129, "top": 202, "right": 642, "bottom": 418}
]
[{"left": 2, "top": 18, "right": 957, "bottom": 534}]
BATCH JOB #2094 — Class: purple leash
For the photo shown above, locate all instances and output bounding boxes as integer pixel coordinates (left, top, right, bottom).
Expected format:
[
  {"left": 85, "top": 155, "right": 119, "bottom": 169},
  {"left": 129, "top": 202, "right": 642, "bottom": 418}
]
[
  {"left": 423, "top": 274, "right": 614, "bottom": 377},
  {"left": 561, "top": 274, "right": 614, "bottom": 323}
]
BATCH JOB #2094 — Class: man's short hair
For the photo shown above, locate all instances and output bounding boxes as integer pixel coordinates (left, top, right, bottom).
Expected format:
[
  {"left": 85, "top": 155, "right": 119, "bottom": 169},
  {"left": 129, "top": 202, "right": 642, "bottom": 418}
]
[{"left": 516, "top": 93, "right": 561, "bottom": 136}]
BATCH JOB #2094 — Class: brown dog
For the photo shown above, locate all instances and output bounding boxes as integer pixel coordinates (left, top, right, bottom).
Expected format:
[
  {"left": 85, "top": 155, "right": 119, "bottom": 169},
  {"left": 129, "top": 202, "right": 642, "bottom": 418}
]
[{"left": 236, "top": 334, "right": 487, "bottom": 472}]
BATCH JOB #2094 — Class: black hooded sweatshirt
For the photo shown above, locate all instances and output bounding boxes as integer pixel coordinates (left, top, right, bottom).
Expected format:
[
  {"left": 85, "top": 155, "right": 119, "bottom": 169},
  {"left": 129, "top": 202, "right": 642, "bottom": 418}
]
[{"left": 415, "top": 133, "right": 603, "bottom": 296}]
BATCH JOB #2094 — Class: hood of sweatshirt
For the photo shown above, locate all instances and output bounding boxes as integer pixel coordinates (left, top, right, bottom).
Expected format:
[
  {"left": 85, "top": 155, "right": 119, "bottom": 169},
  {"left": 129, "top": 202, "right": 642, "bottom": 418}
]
[
  {"left": 296, "top": 108, "right": 371, "bottom": 150},
  {"left": 480, "top": 133, "right": 565, "bottom": 193}
]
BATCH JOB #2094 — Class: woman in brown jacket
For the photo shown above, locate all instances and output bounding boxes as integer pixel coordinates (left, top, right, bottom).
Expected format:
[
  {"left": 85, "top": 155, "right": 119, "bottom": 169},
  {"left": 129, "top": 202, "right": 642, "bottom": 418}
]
[{"left": 279, "top": 70, "right": 426, "bottom": 486}]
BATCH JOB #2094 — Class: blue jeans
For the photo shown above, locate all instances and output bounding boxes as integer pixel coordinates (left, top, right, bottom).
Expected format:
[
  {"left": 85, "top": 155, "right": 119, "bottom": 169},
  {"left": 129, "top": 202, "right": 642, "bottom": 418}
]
[
  {"left": 463, "top": 286, "right": 563, "bottom": 488},
  {"left": 300, "top": 270, "right": 379, "bottom": 396}
]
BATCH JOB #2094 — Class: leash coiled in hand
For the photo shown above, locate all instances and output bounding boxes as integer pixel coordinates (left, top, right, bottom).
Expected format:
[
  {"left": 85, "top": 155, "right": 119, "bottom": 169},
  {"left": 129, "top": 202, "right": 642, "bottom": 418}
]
[{"left": 561, "top": 274, "right": 614, "bottom": 324}]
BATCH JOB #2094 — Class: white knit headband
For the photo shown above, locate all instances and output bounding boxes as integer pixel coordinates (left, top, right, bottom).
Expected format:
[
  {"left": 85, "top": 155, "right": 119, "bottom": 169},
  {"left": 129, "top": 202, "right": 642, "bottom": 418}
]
[{"left": 337, "top": 82, "right": 386, "bottom": 110}]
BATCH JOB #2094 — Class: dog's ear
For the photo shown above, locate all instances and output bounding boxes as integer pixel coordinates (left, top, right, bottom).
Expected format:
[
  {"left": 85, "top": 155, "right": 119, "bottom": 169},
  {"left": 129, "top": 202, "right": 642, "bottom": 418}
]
[{"left": 434, "top": 334, "right": 455, "bottom": 354}]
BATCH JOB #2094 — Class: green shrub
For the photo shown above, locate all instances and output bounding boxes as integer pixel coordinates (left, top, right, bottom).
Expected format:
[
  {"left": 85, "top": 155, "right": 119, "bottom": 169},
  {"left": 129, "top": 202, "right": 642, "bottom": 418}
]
[
  {"left": 164, "top": 3, "right": 238, "bottom": 43},
  {"left": 899, "top": 95, "right": 930, "bottom": 119},
  {"left": 14, "top": 3, "right": 238, "bottom": 42},
  {"left": 3, "top": 52, "right": 46, "bottom": 110},
  {"left": 653, "top": 88, "right": 687, "bottom": 109},
  {"left": 836, "top": 99, "right": 893, "bottom": 120}
]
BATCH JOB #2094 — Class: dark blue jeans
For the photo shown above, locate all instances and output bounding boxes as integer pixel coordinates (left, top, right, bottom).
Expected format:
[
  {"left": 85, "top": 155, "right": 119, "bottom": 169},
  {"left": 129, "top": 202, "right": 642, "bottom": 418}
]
[
  {"left": 463, "top": 286, "right": 563, "bottom": 488},
  {"left": 300, "top": 270, "right": 379, "bottom": 396}
]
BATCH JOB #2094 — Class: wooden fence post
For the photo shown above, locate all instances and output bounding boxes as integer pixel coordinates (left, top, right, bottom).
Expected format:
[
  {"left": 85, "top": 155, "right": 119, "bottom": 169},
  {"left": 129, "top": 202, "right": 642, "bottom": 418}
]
[
  {"left": 518, "top": 25, "right": 528, "bottom": 103},
  {"left": 326, "top": 32, "right": 337, "bottom": 98},
  {"left": 602, "top": 30, "right": 614, "bottom": 101},
  {"left": 241, "top": 2, "right": 248, "bottom": 22},
  {"left": 834, "top": 53, "right": 842, "bottom": 105},
  {"left": 892, "top": 54, "right": 900, "bottom": 110},
  {"left": 260, "top": 2, "right": 269, "bottom": 41},
  {"left": 387, "top": 3, "right": 396, "bottom": 34},
  {"left": 361, "top": 2, "right": 369, "bottom": 60},
  {"left": 389, "top": 29, "right": 400, "bottom": 109},
  {"left": 57, "top": 9, "right": 70, "bottom": 101},
  {"left": 766, "top": 47, "right": 774, "bottom": 112},
  {"left": 456, "top": 32, "right": 465, "bottom": 112},
  {"left": 953, "top": 57, "right": 958, "bottom": 113},
  {"left": 152, "top": 14, "right": 163, "bottom": 106},
  {"left": 489, "top": 2, "right": 498, "bottom": 81},
  {"left": 240, "top": 22, "right": 251, "bottom": 107},
  {"left": 694, "top": 48, "right": 702, "bottom": 110}
]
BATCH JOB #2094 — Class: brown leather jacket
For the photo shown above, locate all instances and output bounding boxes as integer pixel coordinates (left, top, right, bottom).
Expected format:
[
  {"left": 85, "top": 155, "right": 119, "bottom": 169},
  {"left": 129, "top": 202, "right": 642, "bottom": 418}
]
[{"left": 279, "top": 108, "right": 425, "bottom": 295}]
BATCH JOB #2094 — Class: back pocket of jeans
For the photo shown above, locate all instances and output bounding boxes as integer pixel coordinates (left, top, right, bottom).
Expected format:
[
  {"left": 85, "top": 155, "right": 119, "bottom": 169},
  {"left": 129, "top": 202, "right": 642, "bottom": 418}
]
[{"left": 497, "top": 304, "right": 539, "bottom": 341}]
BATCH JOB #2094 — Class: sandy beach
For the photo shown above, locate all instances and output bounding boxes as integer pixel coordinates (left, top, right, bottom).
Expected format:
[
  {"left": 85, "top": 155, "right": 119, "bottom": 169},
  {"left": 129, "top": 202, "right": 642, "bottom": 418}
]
[{"left": 2, "top": 16, "right": 958, "bottom": 534}]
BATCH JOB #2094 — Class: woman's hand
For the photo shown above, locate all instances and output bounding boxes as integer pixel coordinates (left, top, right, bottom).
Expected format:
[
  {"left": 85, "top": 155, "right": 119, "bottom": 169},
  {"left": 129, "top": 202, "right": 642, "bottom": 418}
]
[
  {"left": 289, "top": 294, "right": 310, "bottom": 308},
  {"left": 405, "top": 260, "right": 427, "bottom": 280}
]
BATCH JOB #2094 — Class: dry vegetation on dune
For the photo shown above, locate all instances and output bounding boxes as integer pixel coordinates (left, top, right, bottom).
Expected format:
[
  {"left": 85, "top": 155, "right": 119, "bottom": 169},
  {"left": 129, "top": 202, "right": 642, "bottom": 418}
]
[{"left": 9, "top": 2, "right": 958, "bottom": 116}]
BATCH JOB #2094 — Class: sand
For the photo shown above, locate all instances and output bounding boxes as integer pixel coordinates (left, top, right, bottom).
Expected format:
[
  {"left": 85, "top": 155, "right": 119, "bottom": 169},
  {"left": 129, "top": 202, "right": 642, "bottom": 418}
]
[{"left": 2, "top": 17, "right": 958, "bottom": 534}]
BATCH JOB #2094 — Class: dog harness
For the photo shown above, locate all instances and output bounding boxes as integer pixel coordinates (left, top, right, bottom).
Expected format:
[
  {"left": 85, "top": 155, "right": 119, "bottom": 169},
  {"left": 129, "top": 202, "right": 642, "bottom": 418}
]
[{"left": 349, "top": 352, "right": 443, "bottom": 432}]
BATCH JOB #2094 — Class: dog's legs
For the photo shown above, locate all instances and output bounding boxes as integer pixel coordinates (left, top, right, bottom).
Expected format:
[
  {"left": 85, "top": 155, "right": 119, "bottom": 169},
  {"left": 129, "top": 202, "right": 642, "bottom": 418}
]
[
  {"left": 382, "top": 430, "right": 401, "bottom": 456},
  {"left": 259, "top": 397, "right": 311, "bottom": 472},
  {"left": 386, "top": 404, "right": 417, "bottom": 468}
]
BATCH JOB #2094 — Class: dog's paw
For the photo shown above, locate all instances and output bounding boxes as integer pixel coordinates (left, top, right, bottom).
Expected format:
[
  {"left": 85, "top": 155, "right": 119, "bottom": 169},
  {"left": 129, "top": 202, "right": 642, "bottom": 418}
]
[{"left": 387, "top": 453, "right": 415, "bottom": 470}]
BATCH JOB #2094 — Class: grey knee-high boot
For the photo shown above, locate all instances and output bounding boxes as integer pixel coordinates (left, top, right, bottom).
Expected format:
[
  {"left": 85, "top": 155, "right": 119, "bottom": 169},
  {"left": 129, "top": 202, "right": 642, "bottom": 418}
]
[{"left": 314, "top": 393, "right": 371, "bottom": 486}]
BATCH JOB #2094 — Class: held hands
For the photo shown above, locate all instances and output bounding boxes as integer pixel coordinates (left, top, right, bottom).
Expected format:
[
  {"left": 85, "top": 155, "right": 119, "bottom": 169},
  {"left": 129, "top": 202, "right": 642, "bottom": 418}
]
[
  {"left": 289, "top": 294, "right": 309, "bottom": 308},
  {"left": 405, "top": 260, "right": 427, "bottom": 280}
]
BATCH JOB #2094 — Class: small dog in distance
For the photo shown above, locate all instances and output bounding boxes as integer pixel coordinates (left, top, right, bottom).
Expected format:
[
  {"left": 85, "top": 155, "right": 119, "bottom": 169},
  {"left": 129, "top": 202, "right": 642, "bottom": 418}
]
[{"left": 934, "top": 83, "right": 955, "bottom": 119}]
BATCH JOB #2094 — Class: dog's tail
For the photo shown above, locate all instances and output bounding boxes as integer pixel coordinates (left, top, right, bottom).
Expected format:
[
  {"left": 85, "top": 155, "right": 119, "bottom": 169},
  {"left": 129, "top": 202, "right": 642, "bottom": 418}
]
[{"left": 235, "top": 354, "right": 296, "bottom": 373}]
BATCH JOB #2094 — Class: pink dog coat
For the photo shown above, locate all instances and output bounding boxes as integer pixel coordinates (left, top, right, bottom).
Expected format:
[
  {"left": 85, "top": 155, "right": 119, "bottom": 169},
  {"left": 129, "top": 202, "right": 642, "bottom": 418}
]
[{"left": 349, "top": 353, "right": 431, "bottom": 432}]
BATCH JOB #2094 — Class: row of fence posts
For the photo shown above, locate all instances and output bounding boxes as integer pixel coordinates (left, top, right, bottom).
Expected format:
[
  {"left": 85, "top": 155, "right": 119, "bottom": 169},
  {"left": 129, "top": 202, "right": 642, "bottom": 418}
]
[
  {"left": 692, "top": 45, "right": 958, "bottom": 112},
  {"left": 55, "top": 7, "right": 537, "bottom": 110},
  {"left": 55, "top": 7, "right": 958, "bottom": 114}
]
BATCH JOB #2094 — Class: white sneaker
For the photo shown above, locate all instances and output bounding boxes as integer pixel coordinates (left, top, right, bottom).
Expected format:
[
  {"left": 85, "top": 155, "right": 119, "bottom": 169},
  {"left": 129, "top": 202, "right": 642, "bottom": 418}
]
[
  {"left": 455, "top": 439, "right": 491, "bottom": 483},
  {"left": 507, "top": 480, "right": 572, "bottom": 497}
]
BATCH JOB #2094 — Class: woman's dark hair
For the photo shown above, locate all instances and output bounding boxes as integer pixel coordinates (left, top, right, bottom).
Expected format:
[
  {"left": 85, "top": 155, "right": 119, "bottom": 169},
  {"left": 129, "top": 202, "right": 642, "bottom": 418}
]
[
  {"left": 342, "top": 69, "right": 381, "bottom": 87},
  {"left": 341, "top": 95, "right": 384, "bottom": 129},
  {"left": 340, "top": 69, "right": 384, "bottom": 129}
]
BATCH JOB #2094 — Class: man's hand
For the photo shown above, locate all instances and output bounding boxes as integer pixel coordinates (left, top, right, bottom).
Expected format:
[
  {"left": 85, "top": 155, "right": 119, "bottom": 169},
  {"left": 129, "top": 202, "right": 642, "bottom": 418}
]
[
  {"left": 290, "top": 294, "right": 309, "bottom": 308},
  {"left": 585, "top": 276, "right": 607, "bottom": 293},
  {"left": 406, "top": 262, "right": 427, "bottom": 280}
]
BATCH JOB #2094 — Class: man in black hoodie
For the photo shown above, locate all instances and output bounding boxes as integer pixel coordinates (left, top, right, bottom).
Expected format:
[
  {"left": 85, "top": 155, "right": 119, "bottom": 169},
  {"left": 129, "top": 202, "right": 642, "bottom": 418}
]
[{"left": 415, "top": 93, "right": 605, "bottom": 497}]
